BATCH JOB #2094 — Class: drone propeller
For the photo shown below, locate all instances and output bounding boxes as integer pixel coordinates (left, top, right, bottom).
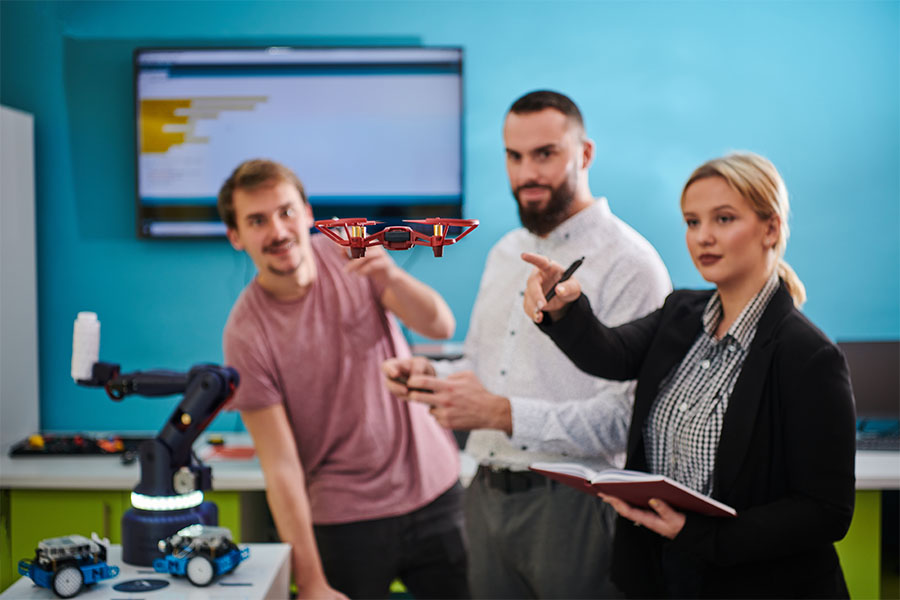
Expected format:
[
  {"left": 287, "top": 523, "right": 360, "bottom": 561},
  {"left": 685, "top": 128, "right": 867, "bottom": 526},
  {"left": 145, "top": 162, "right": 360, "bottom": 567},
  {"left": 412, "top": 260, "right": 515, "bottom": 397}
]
[
  {"left": 316, "top": 217, "right": 382, "bottom": 228},
  {"left": 403, "top": 218, "right": 479, "bottom": 227}
]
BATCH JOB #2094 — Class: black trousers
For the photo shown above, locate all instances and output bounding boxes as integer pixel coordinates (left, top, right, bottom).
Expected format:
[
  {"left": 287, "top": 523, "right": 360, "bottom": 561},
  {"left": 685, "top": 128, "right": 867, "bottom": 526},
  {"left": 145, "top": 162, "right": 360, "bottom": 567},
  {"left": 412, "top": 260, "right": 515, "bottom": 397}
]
[{"left": 314, "top": 482, "right": 470, "bottom": 599}]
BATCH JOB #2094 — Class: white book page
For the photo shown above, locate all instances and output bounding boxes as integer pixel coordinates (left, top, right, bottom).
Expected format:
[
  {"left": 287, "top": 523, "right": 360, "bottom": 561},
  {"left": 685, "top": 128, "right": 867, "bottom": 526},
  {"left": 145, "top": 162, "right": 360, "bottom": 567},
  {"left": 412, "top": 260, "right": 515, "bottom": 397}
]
[
  {"left": 592, "top": 470, "right": 665, "bottom": 483},
  {"left": 529, "top": 462, "right": 600, "bottom": 480}
]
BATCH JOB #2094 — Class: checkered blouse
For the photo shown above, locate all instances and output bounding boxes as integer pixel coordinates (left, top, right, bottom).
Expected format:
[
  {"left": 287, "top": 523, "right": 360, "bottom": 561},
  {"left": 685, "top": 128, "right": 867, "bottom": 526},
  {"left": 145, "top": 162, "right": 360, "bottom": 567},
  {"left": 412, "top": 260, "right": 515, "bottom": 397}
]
[{"left": 645, "top": 273, "right": 780, "bottom": 495}]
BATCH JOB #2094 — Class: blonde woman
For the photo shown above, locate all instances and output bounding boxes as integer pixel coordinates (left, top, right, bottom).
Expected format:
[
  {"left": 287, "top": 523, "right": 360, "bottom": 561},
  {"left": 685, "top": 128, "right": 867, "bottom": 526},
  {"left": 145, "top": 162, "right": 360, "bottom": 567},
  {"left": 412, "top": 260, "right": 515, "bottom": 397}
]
[{"left": 522, "top": 152, "right": 855, "bottom": 598}]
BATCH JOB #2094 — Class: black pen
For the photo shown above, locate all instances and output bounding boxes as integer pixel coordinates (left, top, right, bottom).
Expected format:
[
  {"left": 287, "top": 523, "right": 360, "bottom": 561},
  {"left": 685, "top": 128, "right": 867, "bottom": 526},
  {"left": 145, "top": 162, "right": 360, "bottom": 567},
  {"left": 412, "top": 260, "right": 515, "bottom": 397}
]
[{"left": 545, "top": 257, "right": 585, "bottom": 302}]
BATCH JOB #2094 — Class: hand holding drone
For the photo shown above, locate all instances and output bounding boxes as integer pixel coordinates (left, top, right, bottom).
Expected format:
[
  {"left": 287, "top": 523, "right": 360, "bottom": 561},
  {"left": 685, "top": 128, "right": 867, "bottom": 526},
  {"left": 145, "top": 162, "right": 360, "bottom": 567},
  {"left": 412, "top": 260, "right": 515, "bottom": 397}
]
[{"left": 314, "top": 217, "right": 479, "bottom": 258}]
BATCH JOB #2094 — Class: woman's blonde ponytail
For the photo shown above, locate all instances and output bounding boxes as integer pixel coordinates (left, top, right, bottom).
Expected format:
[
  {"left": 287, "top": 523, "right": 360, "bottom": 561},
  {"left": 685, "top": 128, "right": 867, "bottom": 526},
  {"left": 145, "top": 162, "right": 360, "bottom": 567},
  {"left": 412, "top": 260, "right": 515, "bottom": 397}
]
[{"left": 777, "top": 259, "right": 806, "bottom": 307}]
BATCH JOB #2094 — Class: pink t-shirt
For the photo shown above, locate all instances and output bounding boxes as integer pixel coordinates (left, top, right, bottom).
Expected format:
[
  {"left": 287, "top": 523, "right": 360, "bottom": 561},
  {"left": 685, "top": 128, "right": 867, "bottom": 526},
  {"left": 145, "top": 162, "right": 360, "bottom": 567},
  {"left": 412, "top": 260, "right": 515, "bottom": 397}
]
[{"left": 223, "top": 234, "right": 459, "bottom": 524}]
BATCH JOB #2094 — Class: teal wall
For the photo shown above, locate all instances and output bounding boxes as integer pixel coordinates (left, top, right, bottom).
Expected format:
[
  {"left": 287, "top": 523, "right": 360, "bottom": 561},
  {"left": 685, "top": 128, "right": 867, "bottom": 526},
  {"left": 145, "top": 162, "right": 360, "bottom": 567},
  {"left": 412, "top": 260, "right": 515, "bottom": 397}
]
[{"left": 1, "top": 0, "right": 897, "bottom": 433}]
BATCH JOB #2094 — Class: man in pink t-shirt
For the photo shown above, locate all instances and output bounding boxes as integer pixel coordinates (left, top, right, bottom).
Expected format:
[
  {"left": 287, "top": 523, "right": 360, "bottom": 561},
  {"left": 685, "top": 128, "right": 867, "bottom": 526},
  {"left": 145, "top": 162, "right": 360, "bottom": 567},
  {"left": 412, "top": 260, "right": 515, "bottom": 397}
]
[{"left": 218, "top": 159, "right": 467, "bottom": 599}]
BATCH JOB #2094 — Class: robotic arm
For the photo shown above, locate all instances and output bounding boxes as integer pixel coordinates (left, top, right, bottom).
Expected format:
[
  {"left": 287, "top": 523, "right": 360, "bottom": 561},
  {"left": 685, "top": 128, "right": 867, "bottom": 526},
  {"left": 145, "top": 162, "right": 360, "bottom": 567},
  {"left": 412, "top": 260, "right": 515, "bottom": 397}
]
[
  {"left": 78, "top": 362, "right": 239, "bottom": 498},
  {"left": 72, "top": 313, "right": 240, "bottom": 565}
]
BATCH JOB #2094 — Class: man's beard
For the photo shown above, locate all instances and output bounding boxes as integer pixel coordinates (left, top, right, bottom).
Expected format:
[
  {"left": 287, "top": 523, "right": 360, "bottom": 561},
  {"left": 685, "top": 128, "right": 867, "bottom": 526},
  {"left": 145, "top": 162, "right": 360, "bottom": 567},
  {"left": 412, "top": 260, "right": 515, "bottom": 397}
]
[
  {"left": 264, "top": 237, "right": 301, "bottom": 276},
  {"left": 514, "top": 173, "right": 577, "bottom": 236},
  {"left": 267, "top": 263, "right": 299, "bottom": 276}
]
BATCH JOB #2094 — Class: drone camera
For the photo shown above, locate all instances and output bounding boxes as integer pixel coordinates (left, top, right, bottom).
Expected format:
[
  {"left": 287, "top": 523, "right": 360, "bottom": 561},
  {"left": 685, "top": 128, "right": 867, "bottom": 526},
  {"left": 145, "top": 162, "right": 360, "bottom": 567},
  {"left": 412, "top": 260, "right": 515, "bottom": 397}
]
[{"left": 383, "top": 229, "right": 412, "bottom": 243}]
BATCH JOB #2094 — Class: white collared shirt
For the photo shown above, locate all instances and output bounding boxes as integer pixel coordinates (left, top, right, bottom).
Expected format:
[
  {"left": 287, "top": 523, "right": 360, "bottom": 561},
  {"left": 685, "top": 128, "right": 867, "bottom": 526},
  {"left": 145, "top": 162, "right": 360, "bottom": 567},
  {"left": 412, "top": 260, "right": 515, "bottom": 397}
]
[{"left": 434, "top": 199, "right": 672, "bottom": 472}]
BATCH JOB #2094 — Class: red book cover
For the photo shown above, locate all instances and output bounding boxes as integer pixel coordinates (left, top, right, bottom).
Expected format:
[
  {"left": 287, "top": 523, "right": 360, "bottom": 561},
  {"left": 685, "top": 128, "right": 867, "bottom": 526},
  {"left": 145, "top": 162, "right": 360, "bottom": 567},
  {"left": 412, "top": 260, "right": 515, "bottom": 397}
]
[{"left": 529, "top": 462, "right": 737, "bottom": 518}]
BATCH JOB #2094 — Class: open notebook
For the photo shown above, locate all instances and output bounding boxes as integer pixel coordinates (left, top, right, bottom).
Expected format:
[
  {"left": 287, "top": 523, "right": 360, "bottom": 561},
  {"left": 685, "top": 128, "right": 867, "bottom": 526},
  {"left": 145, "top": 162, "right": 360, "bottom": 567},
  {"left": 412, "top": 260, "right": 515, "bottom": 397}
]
[{"left": 530, "top": 462, "right": 737, "bottom": 518}]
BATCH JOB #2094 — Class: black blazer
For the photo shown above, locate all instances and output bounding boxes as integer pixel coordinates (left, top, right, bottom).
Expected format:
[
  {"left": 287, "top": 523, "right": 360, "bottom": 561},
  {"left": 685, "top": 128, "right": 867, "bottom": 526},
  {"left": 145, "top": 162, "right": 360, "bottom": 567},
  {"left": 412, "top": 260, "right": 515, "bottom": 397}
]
[{"left": 540, "top": 282, "right": 856, "bottom": 598}]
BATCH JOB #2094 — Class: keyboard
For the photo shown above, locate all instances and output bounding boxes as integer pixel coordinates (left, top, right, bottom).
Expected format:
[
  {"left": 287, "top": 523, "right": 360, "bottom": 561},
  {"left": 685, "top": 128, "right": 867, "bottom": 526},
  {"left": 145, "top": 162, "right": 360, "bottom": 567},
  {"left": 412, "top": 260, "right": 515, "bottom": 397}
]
[
  {"left": 856, "top": 435, "right": 900, "bottom": 452},
  {"left": 8, "top": 434, "right": 150, "bottom": 457},
  {"left": 856, "top": 418, "right": 900, "bottom": 452}
]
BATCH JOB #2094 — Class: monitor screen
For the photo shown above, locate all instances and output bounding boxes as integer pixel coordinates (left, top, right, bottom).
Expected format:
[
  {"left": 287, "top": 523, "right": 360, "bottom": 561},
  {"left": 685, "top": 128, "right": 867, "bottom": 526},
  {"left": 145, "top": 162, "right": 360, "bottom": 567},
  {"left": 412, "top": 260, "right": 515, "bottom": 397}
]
[
  {"left": 134, "top": 46, "right": 463, "bottom": 238},
  {"left": 838, "top": 340, "right": 900, "bottom": 420}
]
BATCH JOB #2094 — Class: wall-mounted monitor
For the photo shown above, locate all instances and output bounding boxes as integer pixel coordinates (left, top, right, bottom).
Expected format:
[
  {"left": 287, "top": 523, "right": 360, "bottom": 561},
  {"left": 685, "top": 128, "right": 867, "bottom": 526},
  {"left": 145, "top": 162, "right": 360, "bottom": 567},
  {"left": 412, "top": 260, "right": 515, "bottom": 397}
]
[{"left": 134, "top": 46, "right": 463, "bottom": 238}]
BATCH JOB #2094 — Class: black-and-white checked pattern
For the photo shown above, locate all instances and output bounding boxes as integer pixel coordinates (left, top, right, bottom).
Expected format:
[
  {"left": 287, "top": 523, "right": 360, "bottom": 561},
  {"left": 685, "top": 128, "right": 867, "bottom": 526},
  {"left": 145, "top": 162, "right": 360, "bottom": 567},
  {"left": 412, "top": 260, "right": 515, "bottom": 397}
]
[{"left": 645, "top": 274, "right": 780, "bottom": 494}]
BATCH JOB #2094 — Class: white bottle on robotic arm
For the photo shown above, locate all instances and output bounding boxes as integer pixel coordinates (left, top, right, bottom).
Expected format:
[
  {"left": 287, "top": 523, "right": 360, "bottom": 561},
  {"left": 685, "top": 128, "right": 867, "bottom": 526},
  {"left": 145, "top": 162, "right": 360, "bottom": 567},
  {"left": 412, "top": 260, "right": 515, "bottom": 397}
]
[{"left": 71, "top": 311, "right": 100, "bottom": 383}]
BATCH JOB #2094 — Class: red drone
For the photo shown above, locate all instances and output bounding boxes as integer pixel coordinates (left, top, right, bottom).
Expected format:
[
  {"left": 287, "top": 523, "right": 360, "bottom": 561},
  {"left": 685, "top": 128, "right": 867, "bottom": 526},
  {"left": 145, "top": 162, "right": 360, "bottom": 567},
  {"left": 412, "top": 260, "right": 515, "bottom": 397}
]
[{"left": 314, "top": 217, "right": 479, "bottom": 258}]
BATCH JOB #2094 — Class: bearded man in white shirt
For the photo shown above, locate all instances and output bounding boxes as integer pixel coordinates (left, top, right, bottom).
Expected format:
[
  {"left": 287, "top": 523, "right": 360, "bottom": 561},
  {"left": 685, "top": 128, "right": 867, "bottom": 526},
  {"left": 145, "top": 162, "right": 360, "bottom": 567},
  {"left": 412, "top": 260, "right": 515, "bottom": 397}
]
[{"left": 383, "top": 90, "right": 671, "bottom": 599}]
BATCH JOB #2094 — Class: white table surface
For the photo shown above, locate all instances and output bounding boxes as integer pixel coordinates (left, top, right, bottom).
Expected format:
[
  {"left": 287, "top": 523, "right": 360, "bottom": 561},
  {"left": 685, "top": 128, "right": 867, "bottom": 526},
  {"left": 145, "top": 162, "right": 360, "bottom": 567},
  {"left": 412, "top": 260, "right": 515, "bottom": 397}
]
[
  {"left": 0, "top": 434, "right": 265, "bottom": 491},
  {"left": 1, "top": 433, "right": 896, "bottom": 490},
  {"left": 0, "top": 543, "right": 291, "bottom": 600},
  {"left": 854, "top": 450, "right": 900, "bottom": 489}
]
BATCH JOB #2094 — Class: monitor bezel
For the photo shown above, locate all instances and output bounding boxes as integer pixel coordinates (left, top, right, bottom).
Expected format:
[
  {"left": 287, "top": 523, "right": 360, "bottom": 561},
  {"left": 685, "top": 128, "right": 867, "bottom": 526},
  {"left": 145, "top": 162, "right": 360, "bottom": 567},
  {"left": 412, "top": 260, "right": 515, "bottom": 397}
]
[{"left": 132, "top": 45, "right": 465, "bottom": 239}]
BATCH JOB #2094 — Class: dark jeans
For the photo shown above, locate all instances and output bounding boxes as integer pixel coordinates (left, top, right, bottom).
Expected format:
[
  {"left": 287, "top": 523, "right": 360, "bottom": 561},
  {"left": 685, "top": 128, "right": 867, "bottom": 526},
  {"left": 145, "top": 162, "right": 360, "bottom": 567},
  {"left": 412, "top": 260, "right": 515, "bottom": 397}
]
[{"left": 314, "top": 482, "right": 470, "bottom": 599}]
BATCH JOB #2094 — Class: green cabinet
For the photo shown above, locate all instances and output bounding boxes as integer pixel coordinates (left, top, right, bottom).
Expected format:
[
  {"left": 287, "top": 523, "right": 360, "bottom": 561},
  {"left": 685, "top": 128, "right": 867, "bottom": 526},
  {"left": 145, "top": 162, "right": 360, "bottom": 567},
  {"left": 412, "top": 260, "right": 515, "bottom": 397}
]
[
  {"left": 2, "top": 489, "right": 243, "bottom": 593},
  {"left": 203, "top": 490, "right": 243, "bottom": 541},
  {"left": 0, "top": 491, "right": 11, "bottom": 594},
  {"left": 0, "top": 487, "right": 890, "bottom": 597},
  {"left": 836, "top": 490, "right": 882, "bottom": 600}
]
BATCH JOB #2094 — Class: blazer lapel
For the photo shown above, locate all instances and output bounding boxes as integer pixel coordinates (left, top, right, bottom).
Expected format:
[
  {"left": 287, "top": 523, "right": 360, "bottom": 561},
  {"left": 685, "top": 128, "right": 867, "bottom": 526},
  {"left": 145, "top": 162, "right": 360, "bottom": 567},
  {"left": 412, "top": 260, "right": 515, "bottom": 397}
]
[{"left": 713, "top": 283, "right": 793, "bottom": 498}]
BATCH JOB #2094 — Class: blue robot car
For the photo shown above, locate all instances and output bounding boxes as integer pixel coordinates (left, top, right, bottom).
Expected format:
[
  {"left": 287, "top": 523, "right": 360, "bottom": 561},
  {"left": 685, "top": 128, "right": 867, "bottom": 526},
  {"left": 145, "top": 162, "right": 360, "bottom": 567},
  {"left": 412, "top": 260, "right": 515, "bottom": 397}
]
[
  {"left": 17, "top": 533, "right": 119, "bottom": 598},
  {"left": 153, "top": 524, "right": 249, "bottom": 587}
]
